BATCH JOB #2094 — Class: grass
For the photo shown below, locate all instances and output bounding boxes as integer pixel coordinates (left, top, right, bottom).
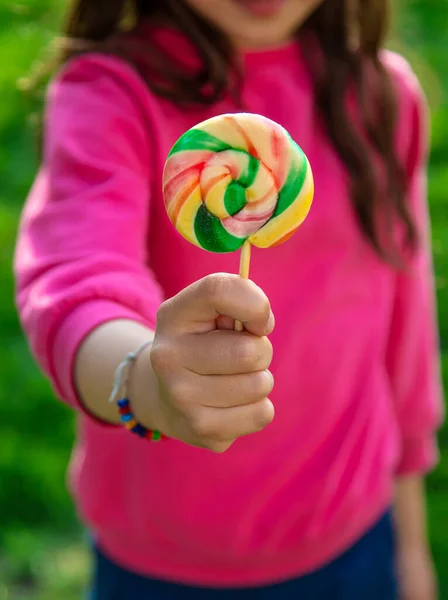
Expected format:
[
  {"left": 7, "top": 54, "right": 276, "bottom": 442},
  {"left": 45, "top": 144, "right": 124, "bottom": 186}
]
[{"left": 0, "top": 0, "right": 446, "bottom": 597}]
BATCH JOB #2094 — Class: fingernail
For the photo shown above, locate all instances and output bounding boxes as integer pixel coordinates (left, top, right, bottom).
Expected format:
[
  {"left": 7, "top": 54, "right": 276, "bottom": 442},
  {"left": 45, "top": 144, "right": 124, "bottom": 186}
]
[{"left": 266, "top": 310, "right": 275, "bottom": 334}]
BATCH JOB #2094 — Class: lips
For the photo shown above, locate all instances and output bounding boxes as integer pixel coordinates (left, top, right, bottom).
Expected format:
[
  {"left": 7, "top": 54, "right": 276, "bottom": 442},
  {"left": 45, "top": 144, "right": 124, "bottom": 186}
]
[{"left": 233, "top": 0, "right": 287, "bottom": 17}]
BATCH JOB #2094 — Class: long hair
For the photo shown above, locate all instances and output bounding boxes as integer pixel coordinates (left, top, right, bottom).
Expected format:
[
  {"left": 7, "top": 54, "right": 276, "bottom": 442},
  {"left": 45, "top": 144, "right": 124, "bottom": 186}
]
[{"left": 53, "top": 0, "right": 417, "bottom": 259}]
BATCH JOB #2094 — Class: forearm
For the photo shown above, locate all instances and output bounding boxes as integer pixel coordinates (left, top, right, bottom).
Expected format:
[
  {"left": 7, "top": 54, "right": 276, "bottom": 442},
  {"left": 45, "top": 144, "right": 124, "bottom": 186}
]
[
  {"left": 74, "top": 319, "right": 157, "bottom": 426},
  {"left": 394, "top": 475, "right": 429, "bottom": 551}
]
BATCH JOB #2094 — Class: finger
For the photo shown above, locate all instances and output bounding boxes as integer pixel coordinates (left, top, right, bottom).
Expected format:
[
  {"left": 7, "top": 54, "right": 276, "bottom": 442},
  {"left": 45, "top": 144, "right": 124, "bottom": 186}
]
[
  {"left": 159, "top": 273, "right": 275, "bottom": 336},
  {"left": 182, "top": 329, "right": 273, "bottom": 375},
  {"left": 216, "top": 314, "right": 235, "bottom": 330},
  {"left": 171, "top": 370, "right": 274, "bottom": 408},
  {"left": 189, "top": 399, "right": 275, "bottom": 443}
]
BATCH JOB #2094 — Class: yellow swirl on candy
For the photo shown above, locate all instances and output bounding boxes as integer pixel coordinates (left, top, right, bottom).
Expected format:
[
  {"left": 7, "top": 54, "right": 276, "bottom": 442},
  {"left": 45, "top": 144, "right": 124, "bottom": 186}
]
[{"left": 163, "top": 113, "right": 314, "bottom": 252}]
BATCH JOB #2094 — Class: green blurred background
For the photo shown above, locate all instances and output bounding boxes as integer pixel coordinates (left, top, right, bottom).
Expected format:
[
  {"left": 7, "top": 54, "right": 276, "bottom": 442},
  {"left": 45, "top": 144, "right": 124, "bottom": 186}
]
[{"left": 0, "top": 1, "right": 446, "bottom": 598}]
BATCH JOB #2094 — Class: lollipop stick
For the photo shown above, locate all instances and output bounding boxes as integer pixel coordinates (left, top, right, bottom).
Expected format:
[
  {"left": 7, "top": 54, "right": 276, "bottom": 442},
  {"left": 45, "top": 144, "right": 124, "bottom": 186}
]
[{"left": 235, "top": 239, "right": 252, "bottom": 332}]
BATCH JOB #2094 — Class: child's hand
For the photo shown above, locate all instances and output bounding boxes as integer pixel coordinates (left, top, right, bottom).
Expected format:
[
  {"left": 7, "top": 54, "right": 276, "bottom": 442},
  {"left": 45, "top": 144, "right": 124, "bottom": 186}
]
[{"left": 150, "top": 274, "right": 275, "bottom": 452}]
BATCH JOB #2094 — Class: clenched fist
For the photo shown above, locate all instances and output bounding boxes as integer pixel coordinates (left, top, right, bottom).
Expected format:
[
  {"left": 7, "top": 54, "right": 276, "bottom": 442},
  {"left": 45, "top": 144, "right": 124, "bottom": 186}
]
[{"left": 150, "top": 273, "right": 275, "bottom": 452}]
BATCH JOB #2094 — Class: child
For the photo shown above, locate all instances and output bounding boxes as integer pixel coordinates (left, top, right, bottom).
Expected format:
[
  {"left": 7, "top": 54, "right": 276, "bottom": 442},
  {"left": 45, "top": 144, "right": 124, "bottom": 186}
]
[{"left": 15, "top": 0, "right": 444, "bottom": 598}]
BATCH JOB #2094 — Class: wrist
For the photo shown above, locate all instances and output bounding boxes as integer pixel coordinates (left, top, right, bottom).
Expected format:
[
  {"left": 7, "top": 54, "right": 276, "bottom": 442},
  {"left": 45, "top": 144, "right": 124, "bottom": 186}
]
[
  {"left": 394, "top": 475, "right": 429, "bottom": 553},
  {"left": 126, "top": 342, "right": 165, "bottom": 433}
]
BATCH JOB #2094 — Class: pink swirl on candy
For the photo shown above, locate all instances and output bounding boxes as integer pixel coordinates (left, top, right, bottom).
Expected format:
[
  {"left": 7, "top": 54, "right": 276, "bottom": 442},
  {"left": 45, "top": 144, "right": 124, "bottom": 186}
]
[{"left": 201, "top": 149, "right": 278, "bottom": 238}]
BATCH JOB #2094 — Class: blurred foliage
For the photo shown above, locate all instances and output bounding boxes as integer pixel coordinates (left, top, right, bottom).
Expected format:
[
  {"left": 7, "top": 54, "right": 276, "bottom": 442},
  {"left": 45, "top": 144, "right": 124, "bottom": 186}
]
[{"left": 0, "top": 0, "right": 446, "bottom": 597}]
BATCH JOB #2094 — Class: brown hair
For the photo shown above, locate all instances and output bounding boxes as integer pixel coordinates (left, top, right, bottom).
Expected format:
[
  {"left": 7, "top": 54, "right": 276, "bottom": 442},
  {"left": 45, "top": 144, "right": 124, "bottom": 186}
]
[{"left": 55, "top": 0, "right": 417, "bottom": 259}]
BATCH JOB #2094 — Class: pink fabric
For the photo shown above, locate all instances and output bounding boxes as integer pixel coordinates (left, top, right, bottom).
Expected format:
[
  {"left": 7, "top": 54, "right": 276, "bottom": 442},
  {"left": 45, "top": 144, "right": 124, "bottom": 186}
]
[{"left": 14, "top": 35, "right": 443, "bottom": 586}]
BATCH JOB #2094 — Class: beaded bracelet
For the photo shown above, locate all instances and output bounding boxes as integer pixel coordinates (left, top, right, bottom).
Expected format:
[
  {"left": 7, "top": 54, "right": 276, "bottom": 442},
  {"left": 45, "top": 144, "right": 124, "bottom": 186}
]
[{"left": 108, "top": 340, "right": 165, "bottom": 441}]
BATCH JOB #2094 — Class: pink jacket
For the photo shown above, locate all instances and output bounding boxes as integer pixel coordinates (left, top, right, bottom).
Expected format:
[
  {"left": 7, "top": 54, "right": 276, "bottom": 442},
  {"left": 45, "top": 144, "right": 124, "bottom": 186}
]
[{"left": 15, "top": 35, "right": 443, "bottom": 586}]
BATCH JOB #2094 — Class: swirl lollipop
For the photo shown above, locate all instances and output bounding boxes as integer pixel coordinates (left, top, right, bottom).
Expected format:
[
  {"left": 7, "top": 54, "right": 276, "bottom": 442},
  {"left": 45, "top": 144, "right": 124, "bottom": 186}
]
[{"left": 163, "top": 113, "right": 314, "bottom": 330}]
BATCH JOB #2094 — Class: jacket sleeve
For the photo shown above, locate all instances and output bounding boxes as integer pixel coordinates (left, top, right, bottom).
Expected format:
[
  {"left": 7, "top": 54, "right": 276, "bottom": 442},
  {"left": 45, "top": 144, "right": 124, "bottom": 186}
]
[
  {"left": 385, "top": 63, "right": 444, "bottom": 475},
  {"left": 14, "top": 55, "right": 163, "bottom": 410}
]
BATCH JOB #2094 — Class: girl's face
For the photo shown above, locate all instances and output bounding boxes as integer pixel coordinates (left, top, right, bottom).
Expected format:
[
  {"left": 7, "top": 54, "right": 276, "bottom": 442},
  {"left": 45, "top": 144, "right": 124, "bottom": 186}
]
[{"left": 184, "top": 0, "right": 322, "bottom": 48}]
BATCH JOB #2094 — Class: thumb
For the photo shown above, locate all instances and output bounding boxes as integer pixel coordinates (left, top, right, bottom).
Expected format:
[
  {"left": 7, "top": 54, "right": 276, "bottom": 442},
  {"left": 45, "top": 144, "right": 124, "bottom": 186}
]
[{"left": 160, "top": 274, "right": 275, "bottom": 336}]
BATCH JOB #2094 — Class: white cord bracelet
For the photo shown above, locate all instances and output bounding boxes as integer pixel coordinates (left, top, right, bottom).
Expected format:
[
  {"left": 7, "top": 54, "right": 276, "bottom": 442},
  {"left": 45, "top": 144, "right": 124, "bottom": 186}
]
[{"left": 108, "top": 340, "right": 163, "bottom": 441}]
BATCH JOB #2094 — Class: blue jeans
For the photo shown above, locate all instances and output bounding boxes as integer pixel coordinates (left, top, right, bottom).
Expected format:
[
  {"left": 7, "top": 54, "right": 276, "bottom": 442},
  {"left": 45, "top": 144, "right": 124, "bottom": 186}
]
[{"left": 90, "top": 512, "right": 397, "bottom": 599}]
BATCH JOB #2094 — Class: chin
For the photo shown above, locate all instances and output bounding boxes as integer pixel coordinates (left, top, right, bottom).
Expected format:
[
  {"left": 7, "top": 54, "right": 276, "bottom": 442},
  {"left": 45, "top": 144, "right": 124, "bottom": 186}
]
[
  {"left": 234, "top": 22, "right": 298, "bottom": 47},
  {"left": 185, "top": 0, "right": 318, "bottom": 48}
]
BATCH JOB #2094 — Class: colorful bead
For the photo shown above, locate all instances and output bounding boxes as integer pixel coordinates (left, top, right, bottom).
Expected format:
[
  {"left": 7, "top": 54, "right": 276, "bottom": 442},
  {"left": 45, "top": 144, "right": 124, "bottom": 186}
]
[
  {"left": 132, "top": 424, "right": 147, "bottom": 437},
  {"left": 120, "top": 413, "right": 133, "bottom": 422},
  {"left": 114, "top": 396, "right": 164, "bottom": 442}
]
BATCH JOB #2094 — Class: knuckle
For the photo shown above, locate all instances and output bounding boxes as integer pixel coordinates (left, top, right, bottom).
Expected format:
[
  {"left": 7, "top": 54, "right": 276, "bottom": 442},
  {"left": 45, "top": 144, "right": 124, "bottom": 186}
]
[
  {"left": 150, "top": 341, "right": 173, "bottom": 375},
  {"left": 234, "top": 337, "right": 258, "bottom": 370},
  {"left": 156, "top": 299, "right": 172, "bottom": 329},
  {"left": 253, "top": 399, "right": 275, "bottom": 430},
  {"left": 234, "top": 336, "right": 273, "bottom": 371},
  {"left": 257, "top": 295, "right": 271, "bottom": 321},
  {"left": 189, "top": 409, "right": 215, "bottom": 439},
  {"left": 208, "top": 441, "right": 233, "bottom": 454},
  {"left": 168, "top": 377, "right": 193, "bottom": 407},
  {"left": 250, "top": 370, "right": 275, "bottom": 398},
  {"left": 261, "top": 336, "right": 274, "bottom": 367},
  {"left": 199, "top": 273, "right": 227, "bottom": 305}
]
